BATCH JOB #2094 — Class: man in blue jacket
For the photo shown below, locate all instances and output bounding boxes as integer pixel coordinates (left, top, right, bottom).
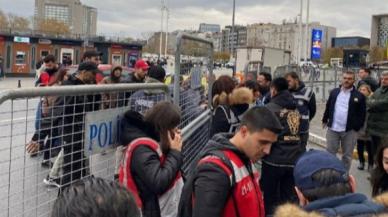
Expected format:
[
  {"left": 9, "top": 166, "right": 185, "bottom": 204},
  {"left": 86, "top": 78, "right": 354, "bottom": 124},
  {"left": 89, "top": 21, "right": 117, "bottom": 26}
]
[
  {"left": 322, "top": 71, "right": 366, "bottom": 171},
  {"left": 289, "top": 150, "right": 385, "bottom": 217}
]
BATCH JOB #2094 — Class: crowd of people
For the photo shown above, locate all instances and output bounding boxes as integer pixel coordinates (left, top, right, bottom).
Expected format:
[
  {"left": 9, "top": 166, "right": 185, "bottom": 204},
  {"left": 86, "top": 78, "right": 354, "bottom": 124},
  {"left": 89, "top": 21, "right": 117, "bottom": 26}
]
[{"left": 21, "top": 53, "right": 388, "bottom": 217}]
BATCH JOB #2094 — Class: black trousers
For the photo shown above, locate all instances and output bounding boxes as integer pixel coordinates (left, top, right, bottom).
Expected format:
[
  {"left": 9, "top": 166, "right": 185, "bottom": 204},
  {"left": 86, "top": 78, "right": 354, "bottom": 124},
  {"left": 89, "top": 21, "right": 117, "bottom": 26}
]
[
  {"left": 60, "top": 136, "right": 87, "bottom": 190},
  {"left": 357, "top": 140, "right": 373, "bottom": 166},
  {"left": 260, "top": 162, "right": 297, "bottom": 216}
]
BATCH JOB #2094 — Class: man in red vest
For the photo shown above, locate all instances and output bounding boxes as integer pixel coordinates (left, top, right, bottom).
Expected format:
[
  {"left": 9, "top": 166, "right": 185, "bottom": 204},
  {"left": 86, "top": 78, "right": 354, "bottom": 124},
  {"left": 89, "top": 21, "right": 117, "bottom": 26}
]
[{"left": 179, "top": 107, "right": 283, "bottom": 217}]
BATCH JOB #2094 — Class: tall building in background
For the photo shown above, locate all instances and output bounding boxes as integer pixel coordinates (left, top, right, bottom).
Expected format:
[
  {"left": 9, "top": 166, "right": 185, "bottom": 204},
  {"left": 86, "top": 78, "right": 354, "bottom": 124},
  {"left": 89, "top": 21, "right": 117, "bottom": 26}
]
[
  {"left": 199, "top": 23, "right": 221, "bottom": 33},
  {"left": 247, "top": 21, "right": 336, "bottom": 63},
  {"left": 371, "top": 14, "right": 388, "bottom": 48},
  {"left": 34, "top": 0, "right": 97, "bottom": 36},
  {"left": 222, "top": 25, "right": 247, "bottom": 53}
]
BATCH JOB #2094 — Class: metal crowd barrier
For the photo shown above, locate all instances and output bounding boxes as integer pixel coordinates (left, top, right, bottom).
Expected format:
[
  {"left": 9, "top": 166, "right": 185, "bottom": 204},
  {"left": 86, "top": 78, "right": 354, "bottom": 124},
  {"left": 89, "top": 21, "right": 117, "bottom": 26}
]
[{"left": 0, "top": 82, "right": 212, "bottom": 217}]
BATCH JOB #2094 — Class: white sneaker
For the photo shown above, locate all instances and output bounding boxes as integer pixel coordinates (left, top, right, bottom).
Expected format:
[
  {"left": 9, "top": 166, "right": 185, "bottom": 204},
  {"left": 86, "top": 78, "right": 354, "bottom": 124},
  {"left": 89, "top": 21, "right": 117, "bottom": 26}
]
[{"left": 43, "top": 175, "right": 60, "bottom": 188}]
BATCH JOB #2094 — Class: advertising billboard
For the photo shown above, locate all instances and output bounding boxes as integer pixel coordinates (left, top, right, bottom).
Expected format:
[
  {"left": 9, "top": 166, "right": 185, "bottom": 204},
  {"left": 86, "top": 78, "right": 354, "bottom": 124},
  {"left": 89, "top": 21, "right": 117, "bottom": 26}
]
[{"left": 311, "top": 29, "right": 323, "bottom": 60}]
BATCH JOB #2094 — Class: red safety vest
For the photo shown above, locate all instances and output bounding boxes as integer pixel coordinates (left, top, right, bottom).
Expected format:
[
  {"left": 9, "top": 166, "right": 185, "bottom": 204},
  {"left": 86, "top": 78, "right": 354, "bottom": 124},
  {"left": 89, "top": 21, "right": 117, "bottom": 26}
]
[
  {"left": 198, "top": 150, "right": 265, "bottom": 217},
  {"left": 119, "top": 137, "right": 183, "bottom": 217}
]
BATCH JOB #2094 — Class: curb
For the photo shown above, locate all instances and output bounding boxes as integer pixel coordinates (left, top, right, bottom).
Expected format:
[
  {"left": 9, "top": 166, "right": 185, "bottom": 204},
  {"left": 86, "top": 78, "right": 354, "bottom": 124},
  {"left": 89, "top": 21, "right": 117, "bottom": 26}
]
[{"left": 309, "top": 132, "right": 360, "bottom": 159}]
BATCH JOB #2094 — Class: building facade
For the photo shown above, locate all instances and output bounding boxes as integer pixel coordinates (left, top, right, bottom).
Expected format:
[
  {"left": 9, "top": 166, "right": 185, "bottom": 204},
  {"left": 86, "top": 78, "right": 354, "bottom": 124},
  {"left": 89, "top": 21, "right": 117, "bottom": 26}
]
[
  {"left": 247, "top": 21, "right": 336, "bottom": 63},
  {"left": 371, "top": 14, "right": 388, "bottom": 47},
  {"left": 34, "top": 0, "right": 97, "bottom": 37},
  {"left": 199, "top": 23, "right": 221, "bottom": 33},
  {"left": 332, "top": 37, "right": 370, "bottom": 48},
  {"left": 221, "top": 25, "right": 247, "bottom": 54}
]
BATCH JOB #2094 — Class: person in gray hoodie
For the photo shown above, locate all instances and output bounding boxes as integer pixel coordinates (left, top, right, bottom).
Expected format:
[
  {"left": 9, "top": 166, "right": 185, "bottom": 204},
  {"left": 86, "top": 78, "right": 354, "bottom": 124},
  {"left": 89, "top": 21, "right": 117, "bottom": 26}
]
[{"left": 128, "top": 65, "right": 168, "bottom": 113}]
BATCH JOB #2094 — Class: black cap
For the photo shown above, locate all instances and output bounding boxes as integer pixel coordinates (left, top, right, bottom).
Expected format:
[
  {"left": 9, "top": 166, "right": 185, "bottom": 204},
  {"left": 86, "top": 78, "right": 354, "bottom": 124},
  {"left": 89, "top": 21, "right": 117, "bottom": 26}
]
[
  {"left": 148, "top": 65, "right": 166, "bottom": 82},
  {"left": 78, "top": 62, "right": 100, "bottom": 74},
  {"left": 82, "top": 50, "right": 102, "bottom": 60}
]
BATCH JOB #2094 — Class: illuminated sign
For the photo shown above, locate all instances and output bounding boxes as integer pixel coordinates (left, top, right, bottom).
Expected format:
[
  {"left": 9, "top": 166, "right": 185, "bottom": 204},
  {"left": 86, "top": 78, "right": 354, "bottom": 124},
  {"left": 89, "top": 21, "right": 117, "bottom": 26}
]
[
  {"left": 14, "top": 36, "right": 30, "bottom": 43},
  {"left": 311, "top": 29, "right": 322, "bottom": 60}
]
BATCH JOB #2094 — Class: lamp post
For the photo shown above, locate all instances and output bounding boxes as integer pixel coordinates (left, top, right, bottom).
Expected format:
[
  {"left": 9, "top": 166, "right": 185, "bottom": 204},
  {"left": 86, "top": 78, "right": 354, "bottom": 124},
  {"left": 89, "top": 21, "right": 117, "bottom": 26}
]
[
  {"left": 159, "top": 0, "right": 165, "bottom": 59},
  {"left": 231, "top": 0, "right": 236, "bottom": 76}
]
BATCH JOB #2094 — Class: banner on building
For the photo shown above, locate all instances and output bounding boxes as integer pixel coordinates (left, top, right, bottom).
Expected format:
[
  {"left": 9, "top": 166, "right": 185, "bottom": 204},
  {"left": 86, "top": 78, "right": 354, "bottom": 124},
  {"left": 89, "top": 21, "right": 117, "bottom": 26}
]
[{"left": 311, "top": 29, "right": 323, "bottom": 60}]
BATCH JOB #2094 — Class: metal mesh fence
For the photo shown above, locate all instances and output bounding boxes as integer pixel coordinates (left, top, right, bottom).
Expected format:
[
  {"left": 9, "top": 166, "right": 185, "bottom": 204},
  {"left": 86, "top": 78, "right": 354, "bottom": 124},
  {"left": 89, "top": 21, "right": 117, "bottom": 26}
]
[{"left": 0, "top": 84, "right": 193, "bottom": 217}]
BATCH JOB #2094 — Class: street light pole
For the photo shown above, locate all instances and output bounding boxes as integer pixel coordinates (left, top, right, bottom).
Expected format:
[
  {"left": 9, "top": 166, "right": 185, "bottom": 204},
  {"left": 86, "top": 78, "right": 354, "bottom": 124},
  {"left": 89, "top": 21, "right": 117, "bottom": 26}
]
[
  {"left": 304, "top": 0, "right": 310, "bottom": 62},
  {"left": 231, "top": 0, "right": 236, "bottom": 76},
  {"left": 159, "top": 0, "right": 165, "bottom": 59},
  {"left": 298, "top": 0, "right": 303, "bottom": 65},
  {"left": 165, "top": 8, "right": 169, "bottom": 57}
]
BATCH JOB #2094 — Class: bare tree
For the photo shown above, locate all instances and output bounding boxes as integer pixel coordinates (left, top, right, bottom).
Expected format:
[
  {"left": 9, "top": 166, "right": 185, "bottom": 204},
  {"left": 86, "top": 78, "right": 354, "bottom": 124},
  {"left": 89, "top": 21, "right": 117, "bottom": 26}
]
[{"left": 7, "top": 13, "right": 30, "bottom": 31}]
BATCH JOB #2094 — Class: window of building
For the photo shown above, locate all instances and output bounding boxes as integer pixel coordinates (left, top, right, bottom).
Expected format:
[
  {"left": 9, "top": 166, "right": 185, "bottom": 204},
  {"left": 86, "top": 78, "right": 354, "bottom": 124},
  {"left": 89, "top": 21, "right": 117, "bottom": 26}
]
[
  {"left": 44, "top": 4, "right": 70, "bottom": 25},
  {"left": 41, "top": 50, "right": 49, "bottom": 58},
  {"left": 15, "top": 51, "right": 27, "bottom": 65}
]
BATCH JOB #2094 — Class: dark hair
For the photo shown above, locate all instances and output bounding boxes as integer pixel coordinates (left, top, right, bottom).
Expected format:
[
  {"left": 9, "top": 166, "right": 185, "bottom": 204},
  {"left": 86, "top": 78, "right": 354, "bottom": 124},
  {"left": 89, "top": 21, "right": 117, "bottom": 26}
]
[
  {"left": 211, "top": 75, "right": 236, "bottom": 99},
  {"left": 148, "top": 65, "right": 166, "bottom": 82},
  {"left": 242, "top": 80, "right": 260, "bottom": 93},
  {"left": 44, "top": 54, "right": 56, "bottom": 63},
  {"left": 285, "top": 71, "right": 300, "bottom": 81},
  {"left": 343, "top": 71, "right": 356, "bottom": 78},
  {"left": 271, "top": 77, "right": 289, "bottom": 92},
  {"left": 111, "top": 66, "right": 123, "bottom": 82},
  {"left": 144, "top": 101, "right": 181, "bottom": 153},
  {"left": 259, "top": 72, "right": 272, "bottom": 82},
  {"left": 52, "top": 177, "right": 140, "bottom": 217},
  {"left": 371, "top": 144, "right": 388, "bottom": 197},
  {"left": 360, "top": 67, "right": 371, "bottom": 75},
  {"left": 301, "top": 169, "right": 352, "bottom": 202},
  {"left": 240, "top": 107, "right": 283, "bottom": 134}
]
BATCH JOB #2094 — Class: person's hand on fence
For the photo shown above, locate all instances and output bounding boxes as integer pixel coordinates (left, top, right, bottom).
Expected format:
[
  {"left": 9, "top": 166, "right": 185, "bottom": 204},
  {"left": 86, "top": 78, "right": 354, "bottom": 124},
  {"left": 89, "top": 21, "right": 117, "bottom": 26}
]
[
  {"left": 169, "top": 129, "right": 182, "bottom": 152},
  {"left": 26, "top": 140, "right": 40, "bottom": 155}
]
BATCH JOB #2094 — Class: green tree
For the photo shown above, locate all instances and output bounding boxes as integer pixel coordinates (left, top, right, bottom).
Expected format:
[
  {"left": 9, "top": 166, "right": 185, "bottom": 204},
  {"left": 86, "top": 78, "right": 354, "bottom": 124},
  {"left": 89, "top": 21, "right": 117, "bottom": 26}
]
[{"left": 322, "top": 48, "right": 343, "bottom": 64}]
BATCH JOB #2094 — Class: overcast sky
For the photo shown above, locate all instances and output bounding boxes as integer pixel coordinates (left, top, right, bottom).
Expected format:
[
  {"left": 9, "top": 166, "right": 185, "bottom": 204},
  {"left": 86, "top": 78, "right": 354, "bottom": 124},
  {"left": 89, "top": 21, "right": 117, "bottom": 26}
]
[{"left": 2, "top": 0, "right": 388, "bottom": 39}]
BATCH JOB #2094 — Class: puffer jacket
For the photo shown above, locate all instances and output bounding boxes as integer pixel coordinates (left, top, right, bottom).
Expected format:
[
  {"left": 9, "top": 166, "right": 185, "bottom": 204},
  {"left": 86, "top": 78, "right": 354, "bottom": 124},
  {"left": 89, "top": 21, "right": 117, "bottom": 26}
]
[
  {"left": 367, "top": 86, "right": 388, "bottom": 137},
  {"left": 211, "top": 87, "right": 253, "bottom": 136}
]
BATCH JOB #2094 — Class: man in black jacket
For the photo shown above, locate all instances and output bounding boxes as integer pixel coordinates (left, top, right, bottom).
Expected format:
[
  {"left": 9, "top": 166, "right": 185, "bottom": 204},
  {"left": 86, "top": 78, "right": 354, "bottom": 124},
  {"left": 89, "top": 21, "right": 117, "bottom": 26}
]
[
  {"left": 357, "top": 68, "right": 379, "bottom": 91},
  {"left": 257, "top": 72, "right": 272, "bottom": 105},
  {"left": 260, "top": 77, "right": 303, "bottom": 215},
  {"left": 286, "top": 72, "right": 316, "bottom": 151},
  {"left": 322, "top": 71, "right": 366, "bottom": 171},
  {"left": 179, "top": 107, "right": 282, "bottom": 217},
  {"left": 52, "top": 62, "right": 101, "bottom": 189}
]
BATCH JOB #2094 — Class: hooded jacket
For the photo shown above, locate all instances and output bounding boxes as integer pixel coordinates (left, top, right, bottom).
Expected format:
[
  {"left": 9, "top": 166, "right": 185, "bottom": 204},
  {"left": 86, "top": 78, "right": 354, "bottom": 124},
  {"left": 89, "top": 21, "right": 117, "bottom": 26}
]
[
  {"left": 99, "top": 67, "right": 123, "bottom": 109},
  {"left": 274, "top": 193, "right": 388, "bottom": 217},
  {"left": 264, "top": 90, "right": 303, "bottom": 166},
  {"left": 211, "top": 88, "right": 253, "bottom": 136},
  {"left": 128, "top": 77, "right": 168, "bottom": 113},
  {"left": 367, "top": 86, "right": 388, "bottom": 137},
  {"left": 180, "top": 133, "right": 264, "bottom": 217},
  {"left": 120, "top": 111, "right": 182, "bottom": 217}
]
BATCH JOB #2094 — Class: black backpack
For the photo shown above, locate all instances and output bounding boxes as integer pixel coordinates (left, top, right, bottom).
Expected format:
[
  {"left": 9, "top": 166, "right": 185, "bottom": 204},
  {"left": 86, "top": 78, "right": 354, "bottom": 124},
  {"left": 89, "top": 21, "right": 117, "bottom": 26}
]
[{"left": 178, "top": 150, "right": 240, "bottom": 217}]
